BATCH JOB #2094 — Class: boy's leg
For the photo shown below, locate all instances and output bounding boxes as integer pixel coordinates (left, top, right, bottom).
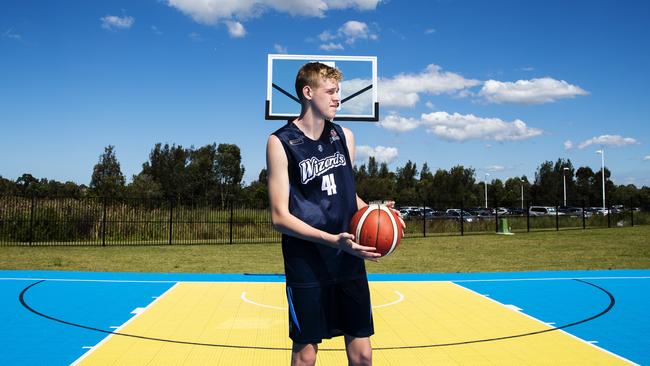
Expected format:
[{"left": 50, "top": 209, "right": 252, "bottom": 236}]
[
  {"left": 291, "top": 342, "right": 318, "bottom": 366},
  {"left": 344, "top": 335, "right": 372, "bottom": 366}
]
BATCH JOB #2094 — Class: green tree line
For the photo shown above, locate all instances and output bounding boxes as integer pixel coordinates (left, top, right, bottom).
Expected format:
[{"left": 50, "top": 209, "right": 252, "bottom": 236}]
[{"left": 1, "top": 145, "right": 649, "bottom": 209}]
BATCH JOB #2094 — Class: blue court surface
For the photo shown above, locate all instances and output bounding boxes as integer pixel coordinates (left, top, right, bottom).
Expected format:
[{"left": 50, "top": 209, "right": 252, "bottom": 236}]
[{"left": 1, "top": 269, "right": 648, "bottom": 365}]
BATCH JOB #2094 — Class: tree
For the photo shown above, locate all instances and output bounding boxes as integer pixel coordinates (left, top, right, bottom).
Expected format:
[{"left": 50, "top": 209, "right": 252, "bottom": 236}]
[
  {"left": 141, "top": 143, "right": 190, "bottom": 201},
  {"left": 531, "top": 158, "right": 574, "bottom": 205},
  {"left": 126, "top": 173, "right": 163, "bottom": 200},
  {"left": 16, "top": 173, "right": 39, "bottom": 196},
  {"left": 215, "top": 143, "right": 245, "bottom": 207},
  {"left": 575, "top": 166, "right": 595, "bottom": 205},
  {"left": 242, "top": 168, "right": 269, "bottom": 208},
  {"left": 0, "top": 175, "right": 18, "bottom": 195},
  {"left": 187, "top": 144, "right": 219, "bottom": 199},
  {"left": 417, "top": 163, "right": 434, "bottom": 205},
  {"left": 503, "top": 176, "right": 530, "bottom": 208},
  {"left": 395, "top": 160, "right": 418, "bottom": 204},
  {"left": 90, "top": 145, "right": 125, "bottom": 197}
]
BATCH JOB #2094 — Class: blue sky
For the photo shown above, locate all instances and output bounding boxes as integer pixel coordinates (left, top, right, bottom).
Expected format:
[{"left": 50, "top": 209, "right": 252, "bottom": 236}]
[{"left": 1, "top": 0, "right": 649, "bottom": 187}]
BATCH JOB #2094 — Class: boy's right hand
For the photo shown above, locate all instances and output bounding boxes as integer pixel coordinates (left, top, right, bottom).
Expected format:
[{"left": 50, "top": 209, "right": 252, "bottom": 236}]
[{"left": 335, "top": 232, "right": 382, "bottom": 261}]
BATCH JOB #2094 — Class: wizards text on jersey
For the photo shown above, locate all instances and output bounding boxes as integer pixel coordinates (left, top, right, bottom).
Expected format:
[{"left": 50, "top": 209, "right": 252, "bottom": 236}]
[{"left": 299, "top": 152, "right": 346, "bottom": 184}]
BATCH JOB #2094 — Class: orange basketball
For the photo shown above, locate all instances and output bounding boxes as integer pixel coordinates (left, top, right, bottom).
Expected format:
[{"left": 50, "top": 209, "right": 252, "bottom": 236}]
[{"left": 349, "top": 204, "right": 403, "bottom": 257}]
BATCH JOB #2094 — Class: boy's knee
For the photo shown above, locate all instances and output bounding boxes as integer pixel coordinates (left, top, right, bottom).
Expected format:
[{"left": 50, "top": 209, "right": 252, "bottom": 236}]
[
  {"left": 292, "top": 344, "right": 317, "bottom": 366},
  {"left": 349, "top": 348, "right": 372, "bottom": 366}
]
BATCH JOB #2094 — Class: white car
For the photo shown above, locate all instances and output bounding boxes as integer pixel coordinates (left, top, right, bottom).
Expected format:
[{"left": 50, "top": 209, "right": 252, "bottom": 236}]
[{"left": 529, "top": 206, "right": 565, "bottom": 216}]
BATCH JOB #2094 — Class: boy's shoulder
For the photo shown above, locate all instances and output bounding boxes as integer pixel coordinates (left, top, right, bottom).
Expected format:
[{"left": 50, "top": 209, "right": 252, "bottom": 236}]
[{"left": 270, "top": 121, "right": 296, "bottom": 138}]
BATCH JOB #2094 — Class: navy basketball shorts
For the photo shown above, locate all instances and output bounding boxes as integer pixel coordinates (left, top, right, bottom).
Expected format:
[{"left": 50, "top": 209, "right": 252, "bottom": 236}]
[{"left": 285, "top": 278, "right": 374, "bottom": 344}]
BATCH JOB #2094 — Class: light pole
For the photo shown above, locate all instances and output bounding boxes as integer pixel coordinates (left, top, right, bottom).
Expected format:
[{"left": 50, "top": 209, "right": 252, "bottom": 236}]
[
  {"left": 517, "top": 178, "right": 524, "bottom": 209},
  {"left": 484, "top": 173, "right": 490, "bottom": 209},
  {"left": 563, "top": 167, "right": 569, "bottom": 206},
  {"left": 596, "top": 148, "right": 606, "bottom": 212}
]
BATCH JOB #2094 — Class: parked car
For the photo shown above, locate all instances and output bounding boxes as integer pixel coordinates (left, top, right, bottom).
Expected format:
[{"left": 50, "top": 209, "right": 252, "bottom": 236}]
[
  {"left": 468, "top": 208, "right": 492, "bottom": 218},
  {"left": 529, "top": 206, "right": 565, "bottom": 216},
  {"left": 445, "top": 209, "right": 477, "bottom": 222},
  {"left": 495, "top": 207, "right": 509, "bottom": 215},
  {"left": 506, "top": 208, "right": 526, "bottom": 216},
  {"left": 560, "top": 207, "right": 592, "bottom": 217}
]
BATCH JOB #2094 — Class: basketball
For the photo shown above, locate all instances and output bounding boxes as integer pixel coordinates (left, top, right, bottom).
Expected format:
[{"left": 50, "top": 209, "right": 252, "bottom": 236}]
[{"left": 349, "top": 204, "right": 403, "bottom": 257}]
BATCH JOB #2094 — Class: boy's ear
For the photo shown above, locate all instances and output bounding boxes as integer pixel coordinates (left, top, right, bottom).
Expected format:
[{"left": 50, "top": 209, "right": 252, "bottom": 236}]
[{"left": 302, "top": 85, "right": 312, "bottom": 101}]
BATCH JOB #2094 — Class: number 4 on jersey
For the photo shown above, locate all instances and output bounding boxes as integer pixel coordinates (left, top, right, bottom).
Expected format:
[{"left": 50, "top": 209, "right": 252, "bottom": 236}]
[{"left": 321, "top": 173, "right": 337, "bottom": 196}]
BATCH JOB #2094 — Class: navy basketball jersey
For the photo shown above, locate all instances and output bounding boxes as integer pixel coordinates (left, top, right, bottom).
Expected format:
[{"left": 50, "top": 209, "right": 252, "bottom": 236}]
[{"left": 272, "top": 120, "right": 365, "bottom": 287}]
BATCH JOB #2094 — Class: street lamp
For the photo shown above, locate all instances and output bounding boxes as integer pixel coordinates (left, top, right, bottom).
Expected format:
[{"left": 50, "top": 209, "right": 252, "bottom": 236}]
[
  {"left": 516, "top": 178, "right": 524, "bottom": 209},
  {"left": 484, "top": 173, "right": 490, "bottom": 209},
  {"left": 563, "top": 167, "right": 569, "bottom": 206},
  {"left": 596, "top": 148, "right": 606, "bottom": 212}
]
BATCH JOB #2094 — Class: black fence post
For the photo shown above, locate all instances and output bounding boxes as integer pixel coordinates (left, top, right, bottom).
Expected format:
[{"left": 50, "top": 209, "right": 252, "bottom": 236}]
[
  {"left": 526, "top": 201, "right": 530, "bottom": 232},
  {"left": 582, "top": 200, "right": 586, "bottom": 230},
  {"left": 556, "top": 203, "right": 559, "bottom": 231},
  {"left": 630, "top": 198, "right": 634, "bottom": 227},
  {"left": 229, "top": 200, "right": 234, "bottom": 244},
  {"left": 28, "top": 195, "right": 35, "bottom": 246},
  {"left": 168, "top": 199, "right": 174, "bottom": 245},
  {"left": 494, "top": 199, "right": 499, "bottom": 233},
  {"left": 102, "top": 196, "right": 107, "bottom": 247},
  {"left": 460, "top": 201, "right": 464, "bottom": 236}
]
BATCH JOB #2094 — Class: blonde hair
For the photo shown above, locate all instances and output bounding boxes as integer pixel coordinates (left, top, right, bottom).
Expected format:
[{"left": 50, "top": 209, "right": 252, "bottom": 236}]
[{"left": 295, "top": 62, "right": 343, "bottom": 103}]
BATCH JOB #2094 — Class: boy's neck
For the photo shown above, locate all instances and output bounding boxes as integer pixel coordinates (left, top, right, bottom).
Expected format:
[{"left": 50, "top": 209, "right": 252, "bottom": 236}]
[{"left": 293, "top": 111, "right": 326, "bottom": 140}]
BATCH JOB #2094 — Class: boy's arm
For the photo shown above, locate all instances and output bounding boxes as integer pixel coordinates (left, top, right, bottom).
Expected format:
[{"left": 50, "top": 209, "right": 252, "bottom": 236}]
[{"left": 266, "top": 135, "right": 380, "bottom": 260}]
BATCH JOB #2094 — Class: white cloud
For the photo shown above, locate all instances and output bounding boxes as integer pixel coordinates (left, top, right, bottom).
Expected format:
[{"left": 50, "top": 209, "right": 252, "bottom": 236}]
[
  {"left": 318, "top": 20, "right": 378, "bottom": 50},
  {"left": 319, "top": 30, "right": 337, "bottom": 41},
  {"left": 486, "top": 165, "right": 506, "bottom": 172},
  {"left": 424, "top": 28, "right": 435, "bottom": 34},
  {"left": 151, "top": 25, "right": 163, "bottom": 35},
  {"left": 273, "top": 43, "right": 287, "bottom": 53},
  {"left": 378, "top": 113, "right": 421, "bottom": 133},
  {"left": 577, "top": 135, "right": 639, "bottom": 149},
  {"left": 425, "top": 101, "right": 435, "bottom": 109},
  {"left": 339, "top": 20, "right": 377, "bottom": 43},
  {"left": 421, "top": 112, "right": 543, "bottom": 142},
  {"left": 379, "top": 111, "right": 543, "bottom": 142},
  {"left": 644, "top": 155, "right": 650, "bottom": 161},
  {"left": 167, "top": 0, "right": 380, "bottom": 24},
  {"left": 564, "top": 140, "right": 574, "bottom": 151},
  {"left": 225, "top": 20, "right": 246, "bottom": 37},
  {"left": 100, "top": 15, "right": 135, "bottom": 30},
  {"left": 2, "top": 27, "right": 23, "bottom": 41},
  {"left": 319, "top": 42, "right": 344, "bottom": 51},
  {"left": 379, "top": 64, "right": 480, "bottom": 108},
  {"left": 188, "top": 32, "right": 203, "bottom": 42},
  {"left": 356, "top": 145, "right": 398, "bottom": 164},
  {"left": 479, "top": 77, "right": 588, "bottom": 104}
]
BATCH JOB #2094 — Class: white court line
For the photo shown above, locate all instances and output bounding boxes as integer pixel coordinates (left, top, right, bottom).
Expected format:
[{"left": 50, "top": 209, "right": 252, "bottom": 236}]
[
  {"left": 69, "top": 283, "right": 179, "bottom": 366},
  {"left": 452, "top": 282, "right": 639, "bottom": 366},
  {"left": 241, "top": 290, "right": 405, "bottom": 310},
  {"left": 2, "top": 275, "right": 650, "bottom": 284}
]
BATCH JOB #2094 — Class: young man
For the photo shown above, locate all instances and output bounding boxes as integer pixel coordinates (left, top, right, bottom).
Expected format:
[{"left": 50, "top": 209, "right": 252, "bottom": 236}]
[{"left": 266, "top": 62, "right": 380, "bottom": 366}]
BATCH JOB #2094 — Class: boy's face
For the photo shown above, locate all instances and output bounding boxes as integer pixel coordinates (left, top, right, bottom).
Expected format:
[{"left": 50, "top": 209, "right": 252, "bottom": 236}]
[{"left": 307, "top": 77, "right": 340, "bottom": 121}]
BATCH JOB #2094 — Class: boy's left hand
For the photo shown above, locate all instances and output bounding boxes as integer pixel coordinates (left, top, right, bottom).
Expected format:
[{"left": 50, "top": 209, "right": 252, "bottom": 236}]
[{"left": 385, "top": 200, "right": 406, "bottom": 230}]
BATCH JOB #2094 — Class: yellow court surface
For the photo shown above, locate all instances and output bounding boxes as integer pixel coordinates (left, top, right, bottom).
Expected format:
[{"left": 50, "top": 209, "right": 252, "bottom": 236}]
[{"left": 74, "top": 281, "right": 629, "bottom": 365}]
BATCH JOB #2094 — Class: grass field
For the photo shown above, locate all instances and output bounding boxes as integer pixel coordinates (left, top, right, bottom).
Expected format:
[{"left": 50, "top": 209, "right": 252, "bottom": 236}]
[{"left": 1, "top": 226, "right": 648, "bottom": 274}]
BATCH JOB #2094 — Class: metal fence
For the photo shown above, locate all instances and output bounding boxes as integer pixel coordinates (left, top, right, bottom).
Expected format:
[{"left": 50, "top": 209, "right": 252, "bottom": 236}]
[
  {"left": 396, "top": 199, "right": 649, "bottom": 238},
  {"left": 0, "top": 195, "right": 647, "bottom": 246},
  {"left": 0, "top": 196, "right": 278, "bottom": 246}
]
